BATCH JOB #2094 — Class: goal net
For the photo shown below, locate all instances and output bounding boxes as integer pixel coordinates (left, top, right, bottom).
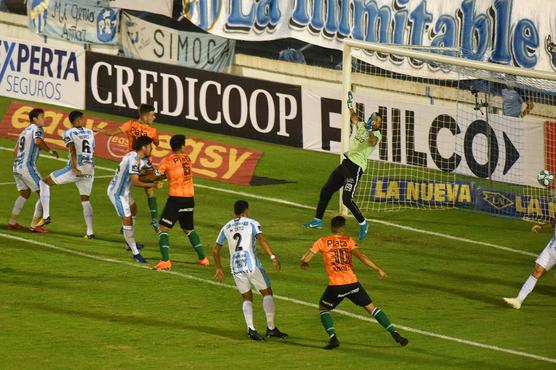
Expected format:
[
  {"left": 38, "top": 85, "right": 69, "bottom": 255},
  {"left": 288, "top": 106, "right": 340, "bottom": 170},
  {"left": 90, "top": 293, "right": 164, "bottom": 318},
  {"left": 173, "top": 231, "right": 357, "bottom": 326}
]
[{"left": 341, "top": 40, "right": 556, "bottom": 223}]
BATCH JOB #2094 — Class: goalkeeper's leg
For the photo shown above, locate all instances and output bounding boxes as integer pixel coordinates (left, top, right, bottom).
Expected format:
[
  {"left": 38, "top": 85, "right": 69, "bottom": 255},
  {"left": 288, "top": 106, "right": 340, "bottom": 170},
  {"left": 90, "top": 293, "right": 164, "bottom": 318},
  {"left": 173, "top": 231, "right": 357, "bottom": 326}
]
[
  {"left": 341, "top": 162, "right": 368, "bottom": 240},
  {"left": 305, "top": 166, "right": 344, "bottom": 228}
]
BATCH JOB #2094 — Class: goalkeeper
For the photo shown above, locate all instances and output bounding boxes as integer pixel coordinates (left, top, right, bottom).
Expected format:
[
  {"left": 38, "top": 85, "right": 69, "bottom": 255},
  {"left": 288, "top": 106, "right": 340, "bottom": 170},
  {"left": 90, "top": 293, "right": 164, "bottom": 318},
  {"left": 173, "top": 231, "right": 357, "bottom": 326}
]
[{"left": 304, "top": 92, "right": 382, "bottom": 241}]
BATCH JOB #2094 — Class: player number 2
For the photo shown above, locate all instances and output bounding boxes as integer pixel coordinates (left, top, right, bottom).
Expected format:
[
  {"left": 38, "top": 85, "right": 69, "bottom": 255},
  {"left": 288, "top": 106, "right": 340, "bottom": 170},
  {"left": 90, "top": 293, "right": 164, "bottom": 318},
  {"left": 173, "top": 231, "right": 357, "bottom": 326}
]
[{"left": 233, "top": 233, "right": 242, "bottom": 252}]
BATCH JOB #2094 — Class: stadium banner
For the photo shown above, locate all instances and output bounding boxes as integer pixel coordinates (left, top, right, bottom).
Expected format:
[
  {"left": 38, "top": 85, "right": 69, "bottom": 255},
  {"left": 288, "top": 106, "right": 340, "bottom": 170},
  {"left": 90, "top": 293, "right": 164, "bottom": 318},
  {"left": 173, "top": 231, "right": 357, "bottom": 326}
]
[
  {"left": 27, "top": 0, "right": 119, "bottom": 45},
  {"left": 301, "top": 88, "right": 544, "bottom": 188},
  {"left": 0, "top": 38, "right": 85, "bottom": 108},
  {"left": 108, "top": 0, "right": 173, "bottom": 18},
  {"left": 121, "top": 12, "right": 235, "bottom": 72},
  {"left": 185, "top": 0, "right": 556, "bottom": 76},
  {"left": 474, "top": 188, "right": 556, "bottom": 221},
  {"left": 369, "top": 178, "right": 474, "bottom": 207},
  {"left": 85, "top": 52, "right": 303, "bottom": 147},
  {"left": 0, "top": 102, "right": 262, "bottom": 185}
]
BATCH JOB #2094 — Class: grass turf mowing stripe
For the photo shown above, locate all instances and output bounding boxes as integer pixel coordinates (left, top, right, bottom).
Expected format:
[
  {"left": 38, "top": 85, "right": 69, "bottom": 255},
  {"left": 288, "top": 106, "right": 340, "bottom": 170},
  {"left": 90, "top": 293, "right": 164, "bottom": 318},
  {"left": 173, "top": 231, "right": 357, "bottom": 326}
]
[
  {"left": 0, "top": 146, "right": 536, "bottom": 258},
  {"left": 1, "top": 232, "right": 554, "bottom": 365}
]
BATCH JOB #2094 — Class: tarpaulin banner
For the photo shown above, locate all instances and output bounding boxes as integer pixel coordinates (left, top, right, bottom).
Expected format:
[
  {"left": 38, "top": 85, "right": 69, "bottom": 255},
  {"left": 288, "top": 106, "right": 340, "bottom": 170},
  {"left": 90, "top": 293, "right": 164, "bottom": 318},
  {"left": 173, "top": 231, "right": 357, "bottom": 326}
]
[
  {"left": 0, "top": 101, "right": 262, "bottom": 185},
  {"left": 475, "top": 187, "right": 556, "bottom": 221},
  {"left": 109, "top": 0, "right": 173, "bottom": 18}
]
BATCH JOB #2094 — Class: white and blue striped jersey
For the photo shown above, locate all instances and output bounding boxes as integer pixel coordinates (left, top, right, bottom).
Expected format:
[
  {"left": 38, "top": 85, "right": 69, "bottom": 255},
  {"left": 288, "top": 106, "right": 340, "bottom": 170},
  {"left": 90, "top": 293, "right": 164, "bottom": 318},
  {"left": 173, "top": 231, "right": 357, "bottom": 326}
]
[
  {"left": 13, "top": 124, "right": 44, "bottom": 173},
  {"left": 62, "top": 127, "right": 95, "bottom": 169},
  {"left": 216, "top": 217, "right": 263, "bottom": 275},
  {"left": 107, "top": 151, "right": 148, "bottom": 197}
]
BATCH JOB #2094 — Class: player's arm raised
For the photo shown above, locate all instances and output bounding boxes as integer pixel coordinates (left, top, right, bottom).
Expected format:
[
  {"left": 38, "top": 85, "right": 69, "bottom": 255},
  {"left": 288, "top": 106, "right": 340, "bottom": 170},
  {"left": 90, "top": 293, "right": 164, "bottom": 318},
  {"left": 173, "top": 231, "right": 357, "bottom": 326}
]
[
  {"left": 35, "top": 138, "right": 58, "bottom": 158},
  {"left": 352, "top": 248, "right": 388, "bottom": 279},
  {"left": 213, "top": 243, "right": 225, "bottom": 282},
  {"left": 93, "top": 126, "right": 124, "bottom": 136},
  {"left": 347, "top": 91, "right": 358, "bottom": 125},
  {"left": 300, "top": 250, "right": 315, "bottom": 270},
  {"left": 256, "top": 233, "right": 280, "bottom": 271}
]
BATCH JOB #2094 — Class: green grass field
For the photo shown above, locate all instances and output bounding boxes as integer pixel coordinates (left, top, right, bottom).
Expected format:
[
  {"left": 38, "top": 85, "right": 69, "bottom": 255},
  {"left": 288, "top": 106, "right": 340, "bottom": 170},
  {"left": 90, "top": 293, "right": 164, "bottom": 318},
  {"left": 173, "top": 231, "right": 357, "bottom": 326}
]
[{"left": 0, "top": 97, "right": 555, "bottom": 369}]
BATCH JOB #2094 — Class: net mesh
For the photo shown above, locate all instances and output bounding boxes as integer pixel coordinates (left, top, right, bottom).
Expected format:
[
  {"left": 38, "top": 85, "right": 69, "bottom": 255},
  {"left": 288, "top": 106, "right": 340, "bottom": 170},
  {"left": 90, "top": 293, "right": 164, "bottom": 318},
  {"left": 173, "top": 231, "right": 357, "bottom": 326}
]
[{"left": 346, "top": 45, "right": 556, "bottom": 222}]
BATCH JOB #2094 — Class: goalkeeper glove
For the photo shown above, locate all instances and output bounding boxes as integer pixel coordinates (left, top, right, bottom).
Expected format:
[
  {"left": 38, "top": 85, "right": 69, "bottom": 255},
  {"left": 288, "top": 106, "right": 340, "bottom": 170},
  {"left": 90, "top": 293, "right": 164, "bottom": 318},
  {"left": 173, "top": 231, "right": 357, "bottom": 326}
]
[{"left": 347, "top": 91, "right": 354, "bottom": 110}]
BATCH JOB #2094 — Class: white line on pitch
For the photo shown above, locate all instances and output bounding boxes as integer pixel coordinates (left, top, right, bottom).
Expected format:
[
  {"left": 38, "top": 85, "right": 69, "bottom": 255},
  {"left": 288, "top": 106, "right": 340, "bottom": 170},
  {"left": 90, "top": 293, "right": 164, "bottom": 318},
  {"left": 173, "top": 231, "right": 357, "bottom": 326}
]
[
  {"left": 0, "top": 175, "right": 114, "bottom": 186},
  {"left": 0, "top": 233, "right": 553, "bottom": 365},
  {"left": 0, "top": 146, "right": 537, "bottom": 258}
]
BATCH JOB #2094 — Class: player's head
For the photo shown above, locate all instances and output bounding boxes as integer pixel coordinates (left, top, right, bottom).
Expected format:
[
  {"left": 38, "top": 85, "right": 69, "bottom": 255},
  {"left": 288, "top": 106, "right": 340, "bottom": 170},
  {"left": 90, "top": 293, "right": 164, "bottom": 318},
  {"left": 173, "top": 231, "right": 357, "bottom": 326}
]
[
  {"left": 366, "top": 112, "right": 382, "bottom": 131},
  {"left": 68, "top": 110, "right": 84, "bottom": 128},
  {"left": 133, "top": 135, "right": 153, "bottom": 156},
  {"left": 331, "top": 216, "right": 346, "bottom": 233},
  {"left": 29, "top": 108, "right": 45, "bottom": 126},
  {"left": 170, "top": 134, "right": 186, "bottom": 153},
  {"left": 139, "top": 104, "right": 156, "bottom": 124},
  {"left": 234, "top": 200, "right": 249, "bottom": 217}
]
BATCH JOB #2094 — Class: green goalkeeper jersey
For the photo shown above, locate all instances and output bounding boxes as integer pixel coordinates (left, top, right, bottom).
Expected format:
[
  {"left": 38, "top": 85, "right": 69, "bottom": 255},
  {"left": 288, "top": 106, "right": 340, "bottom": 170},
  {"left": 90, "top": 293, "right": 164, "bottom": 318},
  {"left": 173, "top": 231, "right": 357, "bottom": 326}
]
[{"left": 345, "top": 121, "right": 382, "bottom": 172}]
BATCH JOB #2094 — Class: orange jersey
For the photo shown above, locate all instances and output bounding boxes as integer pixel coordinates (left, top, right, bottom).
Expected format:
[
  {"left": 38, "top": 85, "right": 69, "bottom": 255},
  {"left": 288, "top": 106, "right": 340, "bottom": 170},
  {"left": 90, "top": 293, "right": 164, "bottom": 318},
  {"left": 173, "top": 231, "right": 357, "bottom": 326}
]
[
  {"left": 311, "top": 234, "right": 358, "bottom": 286},
  {"left": 159, "top": 153, "right": 194, "bottom": 197},
  {"left": 120, "top": 120, "right": 159, "bottom": 151}
]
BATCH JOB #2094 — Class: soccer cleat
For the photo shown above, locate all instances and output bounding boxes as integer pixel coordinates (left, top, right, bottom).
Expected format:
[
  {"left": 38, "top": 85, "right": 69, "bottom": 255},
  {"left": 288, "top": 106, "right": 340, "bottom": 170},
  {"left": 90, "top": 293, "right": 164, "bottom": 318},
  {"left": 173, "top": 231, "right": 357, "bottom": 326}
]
[
  {"left": 84, "top": 234, "right": 95, "bottom": 240},
  {"left": 266, "top": 327, "right": 288, "bottom": 339},
  {"left": 323, "top": 335, "right": 340, "bottom": 350},
  {"left": 125, "top": 242, "right": 144, "bottom": 251},
  {"left": 391, "top": 331, "right": 409, "bottom": 347},
  {"left": 29, "top": 226, "right": 48, "bottom": 233},
  {"left": 304, "top": 218, "right": 323, "bottom": 229},
  {"left": 503, "top": 297, "right": 522, "bottom": 309},
  {"left": 133, "top": 253, "right": 147, "bottom": 263},
  {"left": 36, "top": 217, "right": 51, "bottom": 228},
  {"left": 152, "top": 260, "right": 172, "bottom": 271},
  {"left": 358, "top": 220, "right": 369, "bottom": 241},
  {"left": 247, "top": 328, "right": 265, "bottom": 341},
  {"left": 151, "top": 219, "right": 160, "bottom": 232},
  {"left": 6, "top": 223, "right": 23, "bottom": 230},
  {"left": 196, "top": 257, "right": 210, "bottom": 267}
]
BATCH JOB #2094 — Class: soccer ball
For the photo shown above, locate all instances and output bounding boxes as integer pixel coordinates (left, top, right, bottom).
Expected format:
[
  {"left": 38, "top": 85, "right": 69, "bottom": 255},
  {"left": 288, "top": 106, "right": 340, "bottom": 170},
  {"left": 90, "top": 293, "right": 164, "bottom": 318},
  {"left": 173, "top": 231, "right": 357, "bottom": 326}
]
[{"left": 537, "top": 170, "right": 554, "bottom": 187}]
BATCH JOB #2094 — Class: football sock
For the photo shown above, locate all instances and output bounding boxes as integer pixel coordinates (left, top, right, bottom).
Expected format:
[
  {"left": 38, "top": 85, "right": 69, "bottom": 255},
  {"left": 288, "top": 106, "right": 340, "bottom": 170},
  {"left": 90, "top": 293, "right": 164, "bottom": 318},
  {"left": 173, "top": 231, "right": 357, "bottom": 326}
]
[
  {"left": 517, "top": 275, "right": 538, "bottom": 303},
  {"left": 39, "top": 181, "right": 51, "bottom": 219},
  {"left": 9, "top": 196, "right": 27, "bottom": 224},
  {"left": 320, "top": 311, "right": 336, "bottom": 338},
  {"left": 132, "top": 216, "right": 136, "bottom": 226},
  {"left": 147, "top": 196, "right": 158, "bottom": 221},
  {"left": 158, "top": 232, "right": 170, "bottom": 261},
  {"left": 372, "top": 307, "right": 396, "bottom": 333},
  {"left": 187, "top": 230, "right": 206, "bottom": 259},
  {"left": 262, "top": 295, "right": 276, "bottom": 330},
  {"left": 30, "top": 200, "right": 43, "bottom": 227},
  {"left": 242, "top": 300, "right": 255, "bottom": 330},
  {"left": 81, "top": 201, "right": 94, "bottom": 235},
  {"left": 122, "top": 225, "right": 139, "bottom": 255}
]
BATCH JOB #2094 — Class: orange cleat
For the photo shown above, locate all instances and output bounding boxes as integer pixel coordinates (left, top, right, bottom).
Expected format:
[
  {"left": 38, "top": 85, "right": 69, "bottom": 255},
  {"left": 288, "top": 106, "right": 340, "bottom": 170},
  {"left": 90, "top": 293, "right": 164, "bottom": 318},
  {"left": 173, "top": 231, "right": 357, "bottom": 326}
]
[
  {"left": 6, "top": 223, "right": 23, "bottom": 230},
  {"left": 29, "top": 226, "right": 48, "bottom": 233},
  {"left": 152, "top": 260, "right": 172, "bottom": 271},
  {"left": 196, "top": 257, "right": 210, "bottom": 267}
]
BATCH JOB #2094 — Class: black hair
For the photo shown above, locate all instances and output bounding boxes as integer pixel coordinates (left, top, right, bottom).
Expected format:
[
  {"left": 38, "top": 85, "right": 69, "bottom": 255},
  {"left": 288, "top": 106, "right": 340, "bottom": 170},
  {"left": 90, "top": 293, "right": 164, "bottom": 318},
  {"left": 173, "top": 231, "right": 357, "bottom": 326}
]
[
  {"left": 132, "top": 135, "right": 153, "bottom": 151},
  {"left": 170, "top": 134, "right": 186, "bottom": 151},
  {"left": 234, "top": 200, "right": 249, "bottom": 215},
  {"left": 331, "top": 216, "right": 346, "bottom": 230},
  {"left": 139, "top": 104, "right": 155, "bottom": 116},
  {"left": 29, "top": 108, "right": 44, "bottom": 123},
  {"left": 375, "top": 112, "right": 383, "bottom": 119},
  {"left": 68, "top": 110, "right": 83, "bottom": 124}
]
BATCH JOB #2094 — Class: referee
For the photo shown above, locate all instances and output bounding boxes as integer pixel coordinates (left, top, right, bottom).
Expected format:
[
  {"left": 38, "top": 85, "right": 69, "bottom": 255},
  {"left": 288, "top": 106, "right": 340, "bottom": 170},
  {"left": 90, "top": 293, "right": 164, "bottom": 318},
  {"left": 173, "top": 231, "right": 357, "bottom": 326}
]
[{"left": 304, "top": 92, "right": 383, "bottom": 241}]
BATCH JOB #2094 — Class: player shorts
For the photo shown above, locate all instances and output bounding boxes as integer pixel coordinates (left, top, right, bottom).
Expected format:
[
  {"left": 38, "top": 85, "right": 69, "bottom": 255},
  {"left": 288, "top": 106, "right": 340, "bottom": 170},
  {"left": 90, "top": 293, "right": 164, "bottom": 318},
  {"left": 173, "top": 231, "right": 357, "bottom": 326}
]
[
  {"left": 159, "top": 196, "right": 194, "bottom": 229},
  {"left": 51, "top": 165, "right": 94, "bottom": 196},
  {"left": 233, "top": 266, "right": 271, "bottom": 294},
  {"left": 535, "top": 239, "right": 556, "bottom": 271},
  {"left": 13, "top": 167, "right": 41, "bottom": 192},
  {"left": 108, "top": 192, "right": 135, "bottom": 218},
  {"left": 319, "top": 282, "right": 372, "bottom": 310}
]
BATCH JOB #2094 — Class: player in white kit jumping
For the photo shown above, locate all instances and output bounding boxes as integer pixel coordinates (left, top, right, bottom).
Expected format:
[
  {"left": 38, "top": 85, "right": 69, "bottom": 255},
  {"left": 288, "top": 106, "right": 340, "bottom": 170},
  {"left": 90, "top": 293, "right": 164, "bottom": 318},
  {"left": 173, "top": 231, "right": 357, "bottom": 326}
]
[
  {"left": 37, "top": 111, "right": 96, "bottom": 238},
  {"left": 8, "top": 108, "right": 59, "bottom": 233},
  {"left": 213, "top": 200, "right": 288, "bottom": 341}
]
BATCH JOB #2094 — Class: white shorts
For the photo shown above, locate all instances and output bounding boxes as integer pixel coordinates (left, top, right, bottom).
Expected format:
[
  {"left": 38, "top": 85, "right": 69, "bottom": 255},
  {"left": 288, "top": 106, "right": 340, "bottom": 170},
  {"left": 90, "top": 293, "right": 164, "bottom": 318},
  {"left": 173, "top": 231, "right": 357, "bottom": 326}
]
[
  {"left": 13, "top": 167, "right": 41, "bottom": 192},
  {"left": 51, "top": 166, "right": 94, "bottom": 196},
  {"left": 233, "top": 266, "right": 271, "bottom": 294},
  {"left": 108, "top": 191, "right": 135, "bottom": 218},
  {"left": 535, "top": 239, "right": 556, "bottom": 271}
]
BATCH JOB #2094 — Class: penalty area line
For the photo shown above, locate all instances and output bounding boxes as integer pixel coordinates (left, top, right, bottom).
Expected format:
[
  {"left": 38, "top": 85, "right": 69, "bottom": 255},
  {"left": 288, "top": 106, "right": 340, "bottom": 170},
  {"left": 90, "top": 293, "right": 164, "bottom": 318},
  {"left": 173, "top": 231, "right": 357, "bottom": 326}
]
[{"left": 0, "top": 232, "right": 554, "bottom": 365}]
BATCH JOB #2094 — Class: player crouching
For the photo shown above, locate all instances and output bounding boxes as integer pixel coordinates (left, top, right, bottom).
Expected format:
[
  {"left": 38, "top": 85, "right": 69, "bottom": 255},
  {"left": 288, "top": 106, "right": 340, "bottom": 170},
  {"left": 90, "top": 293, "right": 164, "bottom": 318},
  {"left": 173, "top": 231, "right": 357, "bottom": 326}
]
[
  {"left": 107, "top": 136, "right": 161, "bottom": 263},
  {"left": 301, "top": 216, "right": 408, "bottom": 349},
  {"left": 152, "top": 134, "right": 209, "bottom": 270},
  {"left": 213, "top": 200, "right": 288, "bottom": 341}
]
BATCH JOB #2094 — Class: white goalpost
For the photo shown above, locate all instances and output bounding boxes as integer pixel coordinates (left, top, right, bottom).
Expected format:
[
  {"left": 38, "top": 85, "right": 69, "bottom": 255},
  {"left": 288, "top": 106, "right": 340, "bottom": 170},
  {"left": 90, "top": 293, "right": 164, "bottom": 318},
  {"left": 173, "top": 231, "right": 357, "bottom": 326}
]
[{"left": 341, "top": 40, "right": 556, "bottom": 223}]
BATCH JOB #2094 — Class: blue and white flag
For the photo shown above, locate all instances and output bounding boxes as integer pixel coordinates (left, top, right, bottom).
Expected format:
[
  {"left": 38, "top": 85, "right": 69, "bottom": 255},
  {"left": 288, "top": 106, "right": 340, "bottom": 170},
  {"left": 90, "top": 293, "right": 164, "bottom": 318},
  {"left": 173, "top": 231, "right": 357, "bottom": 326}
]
[{"left": 28, "top": 0, "right": 119, "bottom": 45}]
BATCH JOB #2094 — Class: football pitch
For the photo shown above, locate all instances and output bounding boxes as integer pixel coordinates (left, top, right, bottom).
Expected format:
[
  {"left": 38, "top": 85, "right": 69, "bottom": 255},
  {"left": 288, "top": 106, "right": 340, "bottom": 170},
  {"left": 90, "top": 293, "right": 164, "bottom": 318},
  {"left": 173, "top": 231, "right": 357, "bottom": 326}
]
[{"left": 0, "top": 99, "right": 555, "bottom": 369}]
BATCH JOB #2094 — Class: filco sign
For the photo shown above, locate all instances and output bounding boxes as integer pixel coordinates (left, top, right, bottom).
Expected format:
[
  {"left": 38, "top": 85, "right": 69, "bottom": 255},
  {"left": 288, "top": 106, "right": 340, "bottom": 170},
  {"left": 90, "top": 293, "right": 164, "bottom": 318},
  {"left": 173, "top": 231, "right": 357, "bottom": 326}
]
[{"left": 85, "top": 52, "right": 302, "bottom": 146}]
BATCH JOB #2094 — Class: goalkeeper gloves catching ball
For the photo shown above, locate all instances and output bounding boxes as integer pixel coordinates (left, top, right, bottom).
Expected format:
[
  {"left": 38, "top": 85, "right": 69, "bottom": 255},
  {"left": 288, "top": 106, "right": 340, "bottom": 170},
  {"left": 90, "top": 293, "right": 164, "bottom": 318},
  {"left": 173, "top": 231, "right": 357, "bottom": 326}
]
[{"left": 347, "top": 91, "right": 354, "bottom": 110}]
